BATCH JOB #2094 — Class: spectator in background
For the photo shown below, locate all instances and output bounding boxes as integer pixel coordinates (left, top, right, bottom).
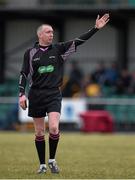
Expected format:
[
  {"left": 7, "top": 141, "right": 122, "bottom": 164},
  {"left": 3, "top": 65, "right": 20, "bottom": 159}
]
[
  {"left": 85, "top": 74, "right": 104, "bottom": 110},
  {"left": 104, "top": 62, "right": 119, "bottom": 87},
  {"left": 115, "top": 69, "right": 132, "bottom": 94},
  {"left": 62, "top": 61, "right": 84, "bottom": 97},
  {"left": 85, "top": 74, "right": 101, "bottom": 97},
  {"left": 91, "top": 61, "right": 106, "bottom": 86},
  {"left": 101, "top": 62, "right": 119, "bottom": 96}
]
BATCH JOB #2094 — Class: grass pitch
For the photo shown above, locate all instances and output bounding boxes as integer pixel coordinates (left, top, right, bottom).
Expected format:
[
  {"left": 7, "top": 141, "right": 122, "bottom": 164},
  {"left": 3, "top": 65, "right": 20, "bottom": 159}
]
[{"left": 0, "top": 131, "right": 135, "bottom": 179}]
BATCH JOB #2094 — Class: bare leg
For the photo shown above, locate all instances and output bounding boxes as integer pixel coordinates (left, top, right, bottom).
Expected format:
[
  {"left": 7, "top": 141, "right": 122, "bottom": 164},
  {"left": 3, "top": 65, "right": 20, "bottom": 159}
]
[
  {"left": 48, "top": 112, "right": 60, "bottom": 134},
  {"left": 33, "top": 117, "right": 45, "bottom": 136}
]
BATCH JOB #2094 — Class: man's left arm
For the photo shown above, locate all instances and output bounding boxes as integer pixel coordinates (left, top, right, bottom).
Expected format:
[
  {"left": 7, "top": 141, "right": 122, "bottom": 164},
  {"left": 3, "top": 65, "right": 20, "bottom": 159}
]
[
  {"left": 58, "top": 13, "right": 109, "bottom": 60},
  {"left": 75, "top": 13, "right": 110, "bottom": 47}
]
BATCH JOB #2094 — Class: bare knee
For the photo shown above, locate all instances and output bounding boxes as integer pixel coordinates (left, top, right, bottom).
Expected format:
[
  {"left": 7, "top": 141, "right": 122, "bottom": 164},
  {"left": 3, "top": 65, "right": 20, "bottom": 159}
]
[
  {"left": 35, "top": 127, "right": 44, "bottom": 136},
  {"left": 49, "top": 124, "right": 59, "bottom": 134},
  {"left": 48, "top": 112, "right": 60, "bottom": 134},
  {"left": 33, "top": 118, "right": 45, "bottom": 136}
]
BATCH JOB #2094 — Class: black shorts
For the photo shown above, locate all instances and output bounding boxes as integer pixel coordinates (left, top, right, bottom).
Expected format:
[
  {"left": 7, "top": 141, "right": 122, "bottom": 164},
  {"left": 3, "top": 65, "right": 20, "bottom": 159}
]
[{"left": 28, "top": 87, "right": 62, "bottom": 118}]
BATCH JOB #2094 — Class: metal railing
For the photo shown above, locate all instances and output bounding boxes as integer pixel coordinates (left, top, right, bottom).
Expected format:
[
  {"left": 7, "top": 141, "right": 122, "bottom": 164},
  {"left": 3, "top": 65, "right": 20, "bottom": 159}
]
[{"left": 0, "top": 96, "right": 135, "bottom": 131}]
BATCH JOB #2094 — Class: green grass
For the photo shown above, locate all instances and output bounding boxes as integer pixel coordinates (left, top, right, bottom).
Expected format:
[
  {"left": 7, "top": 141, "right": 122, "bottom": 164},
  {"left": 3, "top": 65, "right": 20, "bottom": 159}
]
[{"left": 0, "top": 131, "right": 135, "bottom": 179}]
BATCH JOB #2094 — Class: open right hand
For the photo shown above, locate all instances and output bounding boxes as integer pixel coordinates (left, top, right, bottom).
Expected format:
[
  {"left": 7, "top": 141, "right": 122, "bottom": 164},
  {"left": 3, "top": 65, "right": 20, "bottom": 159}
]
[{"left": 19, "top": 95, "right": 27, "bottom": 110}]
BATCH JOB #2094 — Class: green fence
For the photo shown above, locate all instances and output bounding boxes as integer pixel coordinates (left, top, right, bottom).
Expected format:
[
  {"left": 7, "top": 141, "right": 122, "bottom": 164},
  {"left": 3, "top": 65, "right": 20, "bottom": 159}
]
[{"left": 87, "top": 95, "right": 135, "bottom": 131}]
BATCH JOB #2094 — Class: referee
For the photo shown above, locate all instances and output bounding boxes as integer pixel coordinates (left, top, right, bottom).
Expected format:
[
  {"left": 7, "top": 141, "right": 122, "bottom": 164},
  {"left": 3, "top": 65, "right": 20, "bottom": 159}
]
[{"left": 19, "top": 13, "right": 109, "bottom": 174}]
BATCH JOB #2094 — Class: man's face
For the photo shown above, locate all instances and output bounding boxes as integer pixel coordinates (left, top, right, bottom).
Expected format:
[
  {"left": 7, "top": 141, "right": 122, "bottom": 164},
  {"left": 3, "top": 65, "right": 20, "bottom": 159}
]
[{"left": 39, "top": 25, "right": 54, "bottom": 45}]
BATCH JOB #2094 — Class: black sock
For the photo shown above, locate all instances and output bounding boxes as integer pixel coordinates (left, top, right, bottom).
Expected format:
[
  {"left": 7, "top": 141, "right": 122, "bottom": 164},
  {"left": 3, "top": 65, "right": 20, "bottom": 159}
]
[
  {"left": 49, "top": 132, "right": 60, "bottom": 159},
  {"left": 35, "top": 135, "right": 45, "bottom": 164}
]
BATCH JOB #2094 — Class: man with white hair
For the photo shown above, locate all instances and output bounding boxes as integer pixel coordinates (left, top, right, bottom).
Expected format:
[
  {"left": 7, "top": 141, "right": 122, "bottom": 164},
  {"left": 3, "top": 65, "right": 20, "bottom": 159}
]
[{"left": 19, "top": 14, "right": 109, "bottom": 174}]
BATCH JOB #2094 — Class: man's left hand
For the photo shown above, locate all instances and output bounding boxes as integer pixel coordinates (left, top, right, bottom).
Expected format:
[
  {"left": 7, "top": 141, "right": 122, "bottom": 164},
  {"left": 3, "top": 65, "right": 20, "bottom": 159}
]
[{"left": 95, "top": 13, "right": 110, "bottom": 29}]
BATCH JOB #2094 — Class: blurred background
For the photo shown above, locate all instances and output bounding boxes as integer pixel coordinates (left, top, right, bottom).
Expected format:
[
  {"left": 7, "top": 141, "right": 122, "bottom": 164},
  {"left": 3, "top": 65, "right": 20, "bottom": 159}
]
[{"left": 0, "top": 0, "right": 135, "bottom": 132}]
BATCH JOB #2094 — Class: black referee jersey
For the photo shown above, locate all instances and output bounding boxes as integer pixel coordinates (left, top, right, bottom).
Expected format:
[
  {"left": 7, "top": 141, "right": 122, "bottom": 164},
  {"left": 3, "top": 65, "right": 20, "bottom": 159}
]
[{"left": 19, "top": 27, "right": 98, "bottom": 95}]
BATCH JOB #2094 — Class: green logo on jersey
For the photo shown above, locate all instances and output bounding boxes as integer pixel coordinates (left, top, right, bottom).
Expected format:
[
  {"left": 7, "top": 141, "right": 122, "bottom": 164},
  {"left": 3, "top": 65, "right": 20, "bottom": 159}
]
[{"left": 38, "top": 65, "right": 54, "bottom": 74}]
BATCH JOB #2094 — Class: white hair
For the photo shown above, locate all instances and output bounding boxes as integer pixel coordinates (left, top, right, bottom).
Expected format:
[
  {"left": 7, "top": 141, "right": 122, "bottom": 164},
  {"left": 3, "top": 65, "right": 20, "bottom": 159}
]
[{"left": 37, "top": 24, "right": 52, "bottom": 35}]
